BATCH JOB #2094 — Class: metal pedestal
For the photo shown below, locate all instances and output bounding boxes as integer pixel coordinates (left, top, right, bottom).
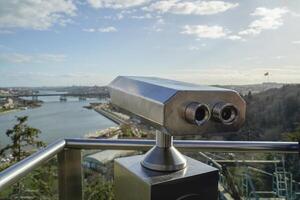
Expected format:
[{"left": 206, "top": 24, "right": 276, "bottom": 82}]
[
  {"left": 114, "top": 155, "right": 219, "bottom": 200},
  {"left": 141, "top": 132, "right": 187, "bottom": 172}
]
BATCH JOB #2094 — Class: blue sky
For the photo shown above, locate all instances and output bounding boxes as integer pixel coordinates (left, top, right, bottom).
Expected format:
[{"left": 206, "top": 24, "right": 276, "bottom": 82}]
[{"left": 0, "top": 0, "right": 300, "bottom": 86}]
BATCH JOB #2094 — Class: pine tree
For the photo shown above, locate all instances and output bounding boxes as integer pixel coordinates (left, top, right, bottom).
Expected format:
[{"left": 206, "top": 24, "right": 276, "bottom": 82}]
[
  {"left": 0, "top": 116, "right": 57, "bottom": 200},
  {"left": 0, "top": 116, "right": 44, "bottom": 162}
]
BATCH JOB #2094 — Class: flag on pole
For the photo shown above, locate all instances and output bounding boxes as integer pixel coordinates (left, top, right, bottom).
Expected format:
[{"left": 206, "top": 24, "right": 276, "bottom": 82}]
[{"left": 264, "top": 72, "right": 269, "bottom": 76}]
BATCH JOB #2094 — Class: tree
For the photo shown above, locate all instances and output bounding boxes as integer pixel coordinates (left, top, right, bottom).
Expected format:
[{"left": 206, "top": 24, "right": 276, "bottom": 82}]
[
  {"left": 247, "top": 90, "right": 253, "bottom": 101},
  {"left": 0, "top": 116, "right": 57, "bottom": 200},
  {"left": 0, "top": 116, "right": 44, "bottom": 163},
  {"left": 283, "top": 124, "right": 300, "bottom": 142},
  {"left": 282, "top": 125, "right": 300, "bottom": 181},
  {"left": 84, "top": 173, "right": 115, "bottom": 200}
]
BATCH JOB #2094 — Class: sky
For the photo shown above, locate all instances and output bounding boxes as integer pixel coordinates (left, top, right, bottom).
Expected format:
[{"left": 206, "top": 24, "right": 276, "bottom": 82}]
[{"left": 0, "top": 0, "right": 300, "bottom": 87}]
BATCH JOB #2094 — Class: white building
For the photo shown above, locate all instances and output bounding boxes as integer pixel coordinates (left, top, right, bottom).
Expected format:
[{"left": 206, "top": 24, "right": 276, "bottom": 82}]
[
  {"left": 2, "top": 98, "right": 14, "bottom": 109},
  {"left": 83, "top": 150, "right": 136, "bottom": 173}
]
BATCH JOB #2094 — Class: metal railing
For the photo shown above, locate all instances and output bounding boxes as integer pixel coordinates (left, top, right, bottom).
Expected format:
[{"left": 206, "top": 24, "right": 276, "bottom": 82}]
[{"left": 0, "top": 138, "right": 299, "bottom": 200}]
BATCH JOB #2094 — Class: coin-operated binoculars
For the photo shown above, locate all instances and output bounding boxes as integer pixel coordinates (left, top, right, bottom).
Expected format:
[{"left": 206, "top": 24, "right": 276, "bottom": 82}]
[{"left": 109, "top": 76, "right": 246, "bottom": 200}]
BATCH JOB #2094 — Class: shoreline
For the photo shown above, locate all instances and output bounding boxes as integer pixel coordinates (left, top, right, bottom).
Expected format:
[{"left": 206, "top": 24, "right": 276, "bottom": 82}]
[
  {"left": 0, "top": 108, "right": 22, "bottom": 115},
  {"left": 0, "top": 105, "right": 41, "bottom": 116}
]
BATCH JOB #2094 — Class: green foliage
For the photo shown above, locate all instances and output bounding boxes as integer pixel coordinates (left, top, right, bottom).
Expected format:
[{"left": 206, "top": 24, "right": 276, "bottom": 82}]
[
  {"left": 0, "top": 116, "right": 44, "bottom": 163},
  {"left": 0, "top": 116, "right": 58, "bottom": 200},
  {"left": 119, "top": 124, "right": 135, "bottom": 137},
  {"left": 27, "top": 158, "right": 58, "bottom": 200},
  {"left": 84, "top": 173, "right": 115, "bottom": 200},
  {"left": 0, "top": 107, "right": 14, "bottom": 113},
  {"left": 284, "top": 125, "right": 300, "bottom": 141},
  {"left": 282, "top": 126, "right": 300, "bottom": 181},
  {"left": 230, "top": 84, "right": 300, "bottom": 141}
]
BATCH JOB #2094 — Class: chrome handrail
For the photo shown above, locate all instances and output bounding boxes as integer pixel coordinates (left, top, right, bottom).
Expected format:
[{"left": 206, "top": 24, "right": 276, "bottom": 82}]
[
  {"left": 0, "top": 138, "right": 299, "bottom": 198},
  {"left": 0, "top": 139, "right": 65, "bottom": 190},
  {"left": 65, "top": 138, "right": 299, "bottom": 153}
]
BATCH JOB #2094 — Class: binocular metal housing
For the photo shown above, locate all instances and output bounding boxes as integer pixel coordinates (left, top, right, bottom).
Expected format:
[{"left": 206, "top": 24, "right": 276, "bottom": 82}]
[{"left": 109, "top": 76, "right": 246, "bottom": 136}]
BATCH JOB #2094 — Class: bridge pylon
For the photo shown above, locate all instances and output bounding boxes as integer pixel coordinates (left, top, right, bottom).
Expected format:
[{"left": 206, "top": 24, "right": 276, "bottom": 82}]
[{"left": 32, "top": 96, "right": 38, "bottom": 101}]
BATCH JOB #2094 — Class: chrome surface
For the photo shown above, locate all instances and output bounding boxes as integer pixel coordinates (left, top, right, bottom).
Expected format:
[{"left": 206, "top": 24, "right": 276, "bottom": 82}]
[
  {"left": 0, "top": 138, "right": 299, "bottom": 191},
  {"left": 156, "top": 131, "right": 173, "bottom": 148},
  {"left": 65, "top": 138, "right": 299, "bottom": 153},
  {"left": 141, "top": 132, "right": 187, "bottom": 171},
  {"left": 141, "top": 145, "right": 187, "bottom": 171},
  {"left": 184, "top": 102, "right": 210, "bottom": 126},
  {"left": 108, "top": 76, "right": 246, "bottom": 135},
  {"left": 212, "top": 102, "right": 238, "bottom": 125},
  {"left": 65, "top": 138, "right": 153, "bottom": 150},
  {"left": 58, "top": 149, "right": 82, "bottom": 200},
  {"left": 0, "top": 139, "right": 65, "bottom": 190},
  {"left": 115, "top": 155, "right": 218, "bottom": 200}
]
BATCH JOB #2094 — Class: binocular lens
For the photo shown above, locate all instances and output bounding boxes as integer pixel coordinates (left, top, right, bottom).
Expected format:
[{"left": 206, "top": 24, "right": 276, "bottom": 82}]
[
  {"left": 184, "top": 103, "right": 210, "bottom": 126},
  {"left": 213, "top": 103, "right": 238, "bottom": 125}
]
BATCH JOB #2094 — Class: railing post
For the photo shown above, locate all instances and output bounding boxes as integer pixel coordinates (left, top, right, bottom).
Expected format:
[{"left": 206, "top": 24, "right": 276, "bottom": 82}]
[{"left": 58, "top": 148, "right": 83, "bottom": 200}]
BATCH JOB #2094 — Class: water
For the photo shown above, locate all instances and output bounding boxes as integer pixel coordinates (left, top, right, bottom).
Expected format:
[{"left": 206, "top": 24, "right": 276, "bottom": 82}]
[{"left": 0, "top": 92, "right": 115, "bottom": 148}]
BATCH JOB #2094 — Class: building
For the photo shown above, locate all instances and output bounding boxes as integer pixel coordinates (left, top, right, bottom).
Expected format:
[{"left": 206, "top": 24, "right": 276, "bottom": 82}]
[
  {"left": 83, "top": 150, "right": 136, "bottom": 174},
  {"left": 2, "top": 98, "right": 14, "bottom": 109}
]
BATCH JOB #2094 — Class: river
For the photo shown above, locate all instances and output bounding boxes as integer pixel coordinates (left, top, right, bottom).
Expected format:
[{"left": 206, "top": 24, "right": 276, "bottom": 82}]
[{"left": 0, "top": 91, "right": 116, "bottom": 148}]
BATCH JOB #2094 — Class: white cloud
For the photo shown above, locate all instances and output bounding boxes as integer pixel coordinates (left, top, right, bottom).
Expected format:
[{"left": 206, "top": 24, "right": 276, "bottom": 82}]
[
  {"left": 102, "top": 10, "right": 137, "bottom": 20},
  {"left": 83, "top": 28, "right": 96, "bottom": 32},
  {"left": 99, "top": 26, "right": 118, "bottom": 32},
  {"left": 156, "top": 18, "right": 165, "bottom": 25},
  {"left": 87, "top": 0, "right": 150, "bottom": 9},
  {"left": 116, "top": 13, "right": 125, "bottom": 20},
  {"left": 292, "top": 40, "right": 300, "bottom": 44},
  {"left": 144, "top": 0, "right": 238, "bottom": 15},
  {"left": 131, "top": 13, "right": 154, "bottom": 19},
  {"left": 239, "top": 7, "right": 289, "bottom": 36},
  {"left": 245, "top": 56, "right": 259, "bottom": 61},
  {"left": 188, "top": 46, "right": 200, "bottom": 51},
  {"left": 227, "top": 35, "right": 242, "bottom": 41},
  {"left": 83, "top": 26, "right": 118, "bottom": 33},
  {"left": 38, "top": 54, "right": 67, "bottom": 62},
  {"left": 0, "top": 53, "right": 66, "bottom": 63},
  {"left": 0, "top": 53, "right": 32, "bottom": 63},
  {"left": 0, "top": 30, "right": 14, "bottom": 34},
  {"left": 145, "top": 18, "right": 165, "bottom": 32},
  {"left": 0, "top": 0, "right": 76, "bottom": 30},
  {"left": 181, "top": 25, "right": 227, "bottom": 39},
  {"left": 103, "top": 16, "right": 113, "bottom": 20},
  {"left": 273, "top": 55, "right": 285, "bottom": 60},
  {"left": 118, "top": 9, "right": 136, "bottom": 19},
  {"left": 181, "top": 25, "right": 243, "bottom": 41}
]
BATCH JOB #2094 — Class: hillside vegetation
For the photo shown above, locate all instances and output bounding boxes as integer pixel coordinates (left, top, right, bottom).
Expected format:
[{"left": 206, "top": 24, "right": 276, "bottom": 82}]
[{"left": 228, "top": 84, "right": 300, "bottom": 141}]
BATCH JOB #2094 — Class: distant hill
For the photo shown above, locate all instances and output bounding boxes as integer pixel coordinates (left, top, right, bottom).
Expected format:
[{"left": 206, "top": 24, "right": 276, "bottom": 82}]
[
  {"left": 36, "top": 86, "right": 109, "bottom": 95},
  {"left": 227, "top": 84, "right": 300, "bottom": 141},
  {"left": 223, "top": 82, "right": 284, "bottom": 95},
  {"left": 53, "top": 86, "right": 109, "bottom": 94}
]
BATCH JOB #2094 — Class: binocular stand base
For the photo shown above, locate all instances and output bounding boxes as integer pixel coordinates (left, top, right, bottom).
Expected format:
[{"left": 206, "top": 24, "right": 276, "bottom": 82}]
[
  {"left": 114, "top": 155, "right": 219, "bottom": 200},
  {"left": 141, "top": 145, "right": 187, "bottom": 171},
  {"left": 141, "top": 132, "right": 187, "bottom": 172}
]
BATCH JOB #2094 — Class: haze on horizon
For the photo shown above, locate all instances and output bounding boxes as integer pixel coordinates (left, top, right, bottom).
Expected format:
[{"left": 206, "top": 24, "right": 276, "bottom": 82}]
[{"left": 0, "top": 0, "right": 300, "bottom": 87}]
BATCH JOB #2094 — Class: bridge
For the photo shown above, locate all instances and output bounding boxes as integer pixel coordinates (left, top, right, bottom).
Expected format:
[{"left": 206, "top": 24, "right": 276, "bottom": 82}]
[{"left": 0, "top": 93, "right": 109, "bottom": 101}]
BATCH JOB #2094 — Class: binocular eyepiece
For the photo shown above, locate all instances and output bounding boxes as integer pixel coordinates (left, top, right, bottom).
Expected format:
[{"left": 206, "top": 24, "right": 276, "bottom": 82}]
[
  {"left": 213, "top": 102, "right": 238, "bottom": 125},
  {"left": 184, "top": 102, "right": 238, "bottom": 126},
  {"left": 184, "top": 103, "right": 210, "bottom": 126}
]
